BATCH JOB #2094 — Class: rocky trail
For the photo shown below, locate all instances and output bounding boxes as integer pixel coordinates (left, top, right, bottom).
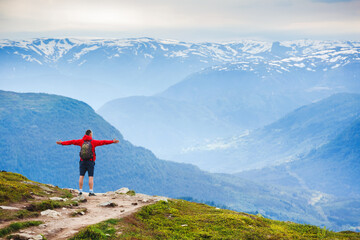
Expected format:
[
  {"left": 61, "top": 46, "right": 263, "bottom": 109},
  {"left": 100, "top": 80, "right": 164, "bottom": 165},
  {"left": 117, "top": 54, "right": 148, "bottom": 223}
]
[{"left": 0, "top": 188, "right": 168, "bottom": 240}]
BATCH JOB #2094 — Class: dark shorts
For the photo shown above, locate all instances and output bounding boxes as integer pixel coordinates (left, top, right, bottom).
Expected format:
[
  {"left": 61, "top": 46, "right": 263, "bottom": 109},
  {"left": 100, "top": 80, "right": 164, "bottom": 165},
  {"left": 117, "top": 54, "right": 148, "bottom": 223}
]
[{"left": 79, "top": 160, "right": 95, "bottom": 177}]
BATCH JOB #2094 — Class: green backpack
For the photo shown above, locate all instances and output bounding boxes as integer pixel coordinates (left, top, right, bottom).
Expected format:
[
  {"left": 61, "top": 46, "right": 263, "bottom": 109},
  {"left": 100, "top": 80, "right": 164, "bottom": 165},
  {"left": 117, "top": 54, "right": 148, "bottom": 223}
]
[{"left": 80, "top": 140, "right": 93, "bottom": 160}]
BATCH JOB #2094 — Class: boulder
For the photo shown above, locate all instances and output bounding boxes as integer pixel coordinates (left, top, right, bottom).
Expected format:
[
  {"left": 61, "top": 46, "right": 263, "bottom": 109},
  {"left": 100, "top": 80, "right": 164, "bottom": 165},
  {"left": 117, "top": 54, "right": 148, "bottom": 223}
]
[
  {"left": 99, "top": 201, "right": 118, "bottom": 207},
  {"left": 115, "top": 187, "right": 129, "bottom": 194},
  {"left": 41, "top": 209, "right": 61, "bottom": 218},
  {"left": 39, "top": 185, "right": 54, "bottom": 193},
  {"left": 0, "top": 205, "right": 20, "bottom": 210},
  {"left": 50, "top": 197, "right": 67, "bottom": 201},
  {"left": 72, "top": 195, "right": 87, "bottom": 202},
  {"left": 8, "top": 233, "right": 43, "bottom": 240}
]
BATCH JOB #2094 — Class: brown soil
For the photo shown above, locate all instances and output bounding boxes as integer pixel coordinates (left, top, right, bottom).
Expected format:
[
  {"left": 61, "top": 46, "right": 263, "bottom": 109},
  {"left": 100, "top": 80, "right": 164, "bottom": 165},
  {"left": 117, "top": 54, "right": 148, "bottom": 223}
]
[{"left": 0, "top": 191, "right": 168, "bottom": 240}]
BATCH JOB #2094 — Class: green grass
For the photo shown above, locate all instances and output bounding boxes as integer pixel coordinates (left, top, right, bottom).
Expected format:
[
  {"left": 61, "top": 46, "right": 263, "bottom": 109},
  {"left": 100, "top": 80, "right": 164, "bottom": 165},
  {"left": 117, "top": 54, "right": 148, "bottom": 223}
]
[
  {"left": 0, "top": 172, "right": 76, "bottom": 222},
  {"left": 68, "top": 219, "right": 120, "bottom": 240},
  {"left": 61, "top": 191, "right": 74, "bottom": 199},
  {"left": 70, "top": 199, "right": 360, "bottom": 240},
  {"left": 26, "top": 199, "right": 78, "bottom": 212},
  {"left": 0, "top": 220, "right": 43, "bottom": 237},
  {"left": 0, "top": 209, "right": 39, "bottom": 221},
  {"left": 0, "top": 172, "right": 42, "bottom": 204},
  {"left": 0, "top": 172, "right": 73, "bottom": 205},
  {"left": 71, "top": 208, "right": 88, "bottom": 217},
  {"left": 126, "top": 190, "right": 136, "bottom": 196}
]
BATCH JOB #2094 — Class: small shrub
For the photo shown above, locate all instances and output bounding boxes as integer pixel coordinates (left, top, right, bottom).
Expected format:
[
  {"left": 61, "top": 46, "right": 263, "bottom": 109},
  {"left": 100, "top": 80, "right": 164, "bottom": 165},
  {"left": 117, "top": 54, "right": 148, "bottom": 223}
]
[
  {"left": 60, "top": 191, "right": 73, "bottom": 199},
  {"left": 26, "top": 200, "right": 61, "bottom": 212},
  {"left": 0, "top": 209, "right": 39, "bottom": 221},
  {"left": 71, "top": 208, "right": 88, "bottom": 217},
  {"left": 26, "top": 199, "right": 77, "bottom": 212},
  {"left": 15, "top": 210, "right": 39, "bottom": 219},
  {"left": 0, "top": 221, "right": 43, "bottom": 237},
  {"left": 126, "top": 190, "right": 136, "bottom": 196}
]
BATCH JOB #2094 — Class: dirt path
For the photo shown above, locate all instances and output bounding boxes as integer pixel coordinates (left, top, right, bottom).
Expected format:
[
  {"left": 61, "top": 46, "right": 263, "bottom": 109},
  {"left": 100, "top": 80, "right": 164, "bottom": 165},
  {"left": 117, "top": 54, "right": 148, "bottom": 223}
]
[{"left": 1, "top": 191, "right": 168, "bottom": 240}]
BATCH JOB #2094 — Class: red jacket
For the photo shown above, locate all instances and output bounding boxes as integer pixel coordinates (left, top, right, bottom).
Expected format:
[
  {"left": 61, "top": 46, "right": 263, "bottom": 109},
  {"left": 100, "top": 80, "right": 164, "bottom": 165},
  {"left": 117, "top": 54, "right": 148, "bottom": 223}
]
[{"left": 61, "top": 135, "right": 114, "bottom": 161}]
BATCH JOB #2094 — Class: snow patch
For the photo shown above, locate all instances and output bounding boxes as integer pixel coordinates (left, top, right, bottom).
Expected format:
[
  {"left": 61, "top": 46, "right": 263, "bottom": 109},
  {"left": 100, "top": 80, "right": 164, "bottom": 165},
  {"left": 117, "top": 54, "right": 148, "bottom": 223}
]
[
  {"left": 331, "top": 63, "right": 341, "bottom": 69},
  {"left": 159, "top": 44, "right": 169, "bottom": 51},
  {"left": 182, "top": 131, "right": 249, "bottom": 153},
  {"left": 294, "top": 63, "right": 305, "bottom": 68},
  {"left": 144, "top": 53, "right": 154, "bottom": 59},
  {"left": 72, "top": 46, "right": 100, "bottom": 61},
  {"left": 166, "top": 51, "right": 188, "bottom": 58}
]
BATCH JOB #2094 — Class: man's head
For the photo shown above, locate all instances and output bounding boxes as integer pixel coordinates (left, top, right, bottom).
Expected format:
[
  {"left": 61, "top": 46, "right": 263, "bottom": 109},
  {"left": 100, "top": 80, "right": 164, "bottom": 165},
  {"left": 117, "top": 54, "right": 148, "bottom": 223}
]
[{"left": 85, "top": 129, "right": 92, "bottom": 137}]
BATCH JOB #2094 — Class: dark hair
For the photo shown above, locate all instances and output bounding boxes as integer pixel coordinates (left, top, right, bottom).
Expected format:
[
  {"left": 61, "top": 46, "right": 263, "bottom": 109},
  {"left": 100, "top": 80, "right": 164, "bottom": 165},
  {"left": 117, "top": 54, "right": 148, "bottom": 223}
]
[{"left": 85, "top": 129, "right": 92, "bottom": 136}]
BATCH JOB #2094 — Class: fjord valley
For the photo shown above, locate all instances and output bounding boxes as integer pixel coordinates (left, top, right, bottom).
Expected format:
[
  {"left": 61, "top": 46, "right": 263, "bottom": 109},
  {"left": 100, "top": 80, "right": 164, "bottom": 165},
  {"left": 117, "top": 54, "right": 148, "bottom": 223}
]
[{"left": 1, "top": 38, "right": 360, "bottom": 233}]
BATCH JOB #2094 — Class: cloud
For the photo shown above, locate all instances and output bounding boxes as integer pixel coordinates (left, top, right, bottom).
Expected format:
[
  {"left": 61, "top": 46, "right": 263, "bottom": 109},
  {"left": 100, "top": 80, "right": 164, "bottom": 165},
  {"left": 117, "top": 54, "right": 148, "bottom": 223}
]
[
  {"left": 312, "top": 0, "right": 354, "bottom": 3},
  {"left": 0, "top": 0, "right": 359, "bottom": 41}
]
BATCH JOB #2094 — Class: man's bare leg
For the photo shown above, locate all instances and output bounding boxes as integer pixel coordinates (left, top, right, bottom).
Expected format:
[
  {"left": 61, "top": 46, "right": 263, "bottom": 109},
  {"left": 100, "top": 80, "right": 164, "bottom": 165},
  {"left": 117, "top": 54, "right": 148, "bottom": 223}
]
[
  {"left": 89, "top": 176, "right": 94, "bottom": 192},
  {"left": 79, "top": 175, "right": 84, "bottom": 195}
]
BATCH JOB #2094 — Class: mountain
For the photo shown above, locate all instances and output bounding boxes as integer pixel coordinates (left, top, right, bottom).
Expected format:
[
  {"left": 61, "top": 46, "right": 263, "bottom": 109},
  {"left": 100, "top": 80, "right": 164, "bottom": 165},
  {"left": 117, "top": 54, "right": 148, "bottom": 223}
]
[
  {"left": 236, "top": 116, "right": 360, "bottom": 230},
  {"left": 99, "top": 51, "right": 360, "bottom": 163},
  {"left": 177, "top": 93, "right": 360, "bottom": 172},
  {"left": 1, "top": 38, "right": 359, "bottom": 109},
  {"left": 0, "top": 90, "right": 334, "bottom": 229},
  {"left": 0, "top": 37, "right": 268, "bottom": 109},
  {"left": 97, "top": 96, "right": 239, "bottom": 157},
  {"left": 159, "top": 55, "right": 360, "bottom": 129},
  {"left": 0, "top": 90, "right": 220, "bottom": 199},
  {"left": 290, "top": 118, "right": 360, "bottom": 197}
]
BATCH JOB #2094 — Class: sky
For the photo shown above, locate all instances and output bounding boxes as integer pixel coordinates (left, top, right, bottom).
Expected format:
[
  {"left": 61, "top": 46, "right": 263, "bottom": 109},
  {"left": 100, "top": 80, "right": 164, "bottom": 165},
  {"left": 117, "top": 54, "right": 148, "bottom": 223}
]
[{"left": 0, "top": 0, "right": 359, "bottom": 42}]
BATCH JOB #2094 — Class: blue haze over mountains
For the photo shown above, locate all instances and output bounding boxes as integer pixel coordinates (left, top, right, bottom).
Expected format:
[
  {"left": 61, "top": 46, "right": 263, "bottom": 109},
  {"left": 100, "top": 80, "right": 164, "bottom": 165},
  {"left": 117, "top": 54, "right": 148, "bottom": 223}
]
[
  {"left": 1, "top": 38, "right": 360, "bottom": 231},
  {"left": 0, "top": 90, "right": 335, "bottom": 230}
]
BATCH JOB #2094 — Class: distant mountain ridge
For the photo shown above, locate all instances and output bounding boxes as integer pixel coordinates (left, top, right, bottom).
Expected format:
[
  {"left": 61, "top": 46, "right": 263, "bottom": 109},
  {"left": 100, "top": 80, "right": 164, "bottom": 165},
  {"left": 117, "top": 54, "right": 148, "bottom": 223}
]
[
  {"left": 176, "top": 93, "right": 360, "bottom": 172},
  {"left": 235, "top": 104, "right": 360, "bottom": 230},
  {"left": 1, "top": 38, "right": 358, "bottom": 65},
  {"left": 1, "top": 37, "right": 359, "bottom": 109},
  {"left": 99, "top": 52, "right": 360, "bottom": 163}
]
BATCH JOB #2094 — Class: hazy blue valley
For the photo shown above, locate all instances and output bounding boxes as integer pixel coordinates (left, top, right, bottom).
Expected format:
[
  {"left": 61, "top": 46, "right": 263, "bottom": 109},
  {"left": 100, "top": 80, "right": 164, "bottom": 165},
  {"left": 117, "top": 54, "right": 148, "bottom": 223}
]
[{"left": 1, "top": 38, "right": 360, "bottom": 232}]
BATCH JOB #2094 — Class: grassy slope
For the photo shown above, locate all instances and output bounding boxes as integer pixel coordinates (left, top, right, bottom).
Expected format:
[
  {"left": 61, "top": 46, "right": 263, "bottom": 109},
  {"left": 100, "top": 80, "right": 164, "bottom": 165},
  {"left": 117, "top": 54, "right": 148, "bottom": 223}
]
[
  {"left": 0, "top": 172, "right": 78, "bottom": 239},
  {"left": 71, "top": 200, "right": 360, "bottom": 240},
  {"left": 0, "top": 171, "right": 72, "bottom": 205},
  {"left": 0, "top": 172, "right": 73, "bottom": 222},
  {"left": 1, "top": 172, "right": 359, "bottom": 239}
]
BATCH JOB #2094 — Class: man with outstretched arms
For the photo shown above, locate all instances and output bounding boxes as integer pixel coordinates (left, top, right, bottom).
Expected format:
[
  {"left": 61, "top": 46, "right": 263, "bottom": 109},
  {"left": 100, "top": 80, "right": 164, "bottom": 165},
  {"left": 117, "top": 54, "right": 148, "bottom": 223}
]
[{"left": 56, "top": 129, "right": 119, "bottom": 196}]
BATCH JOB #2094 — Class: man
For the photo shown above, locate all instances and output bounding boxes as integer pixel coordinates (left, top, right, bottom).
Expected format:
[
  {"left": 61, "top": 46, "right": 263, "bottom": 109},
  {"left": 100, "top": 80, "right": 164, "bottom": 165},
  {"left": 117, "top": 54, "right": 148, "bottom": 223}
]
[{"left": 56, "top": 129, "right": 119, "bottom": 196}]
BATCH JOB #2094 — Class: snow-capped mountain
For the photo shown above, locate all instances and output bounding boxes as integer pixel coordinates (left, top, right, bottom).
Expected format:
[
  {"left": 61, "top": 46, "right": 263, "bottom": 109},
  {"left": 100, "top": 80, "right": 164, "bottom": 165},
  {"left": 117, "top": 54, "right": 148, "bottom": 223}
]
[
  {"left": 1, "top": 37, "right": 359, "bottom": 109},
  {"left": 1, "top": 38, "right": 358, "bottom": 69},
  {"left": 96, "top": 39, "right": 360, "bottom": 166}
]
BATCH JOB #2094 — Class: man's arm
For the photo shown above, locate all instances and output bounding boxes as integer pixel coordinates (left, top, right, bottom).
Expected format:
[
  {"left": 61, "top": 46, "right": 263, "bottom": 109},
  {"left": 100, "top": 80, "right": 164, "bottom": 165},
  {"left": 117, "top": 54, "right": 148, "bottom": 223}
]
[
  {"left": 56, "top": 139, "right": 83, "bottom": 146},
  {"left": 93, "top": 139, "right": 119, "bottom": 147}
]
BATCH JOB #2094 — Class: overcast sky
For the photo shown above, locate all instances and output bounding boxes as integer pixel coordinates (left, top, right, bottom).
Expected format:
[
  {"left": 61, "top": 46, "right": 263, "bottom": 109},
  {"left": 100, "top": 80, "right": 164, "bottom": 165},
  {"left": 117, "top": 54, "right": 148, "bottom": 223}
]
[{"left": 0, "top": 0, "right": 359, "bottom": 41}]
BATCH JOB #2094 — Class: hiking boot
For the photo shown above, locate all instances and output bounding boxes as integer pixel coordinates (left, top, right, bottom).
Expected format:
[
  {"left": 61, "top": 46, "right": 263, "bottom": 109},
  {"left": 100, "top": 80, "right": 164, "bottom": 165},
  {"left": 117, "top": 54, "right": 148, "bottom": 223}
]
[{"left": 89, "top": 192, "right": 96, "bottom": 196}]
